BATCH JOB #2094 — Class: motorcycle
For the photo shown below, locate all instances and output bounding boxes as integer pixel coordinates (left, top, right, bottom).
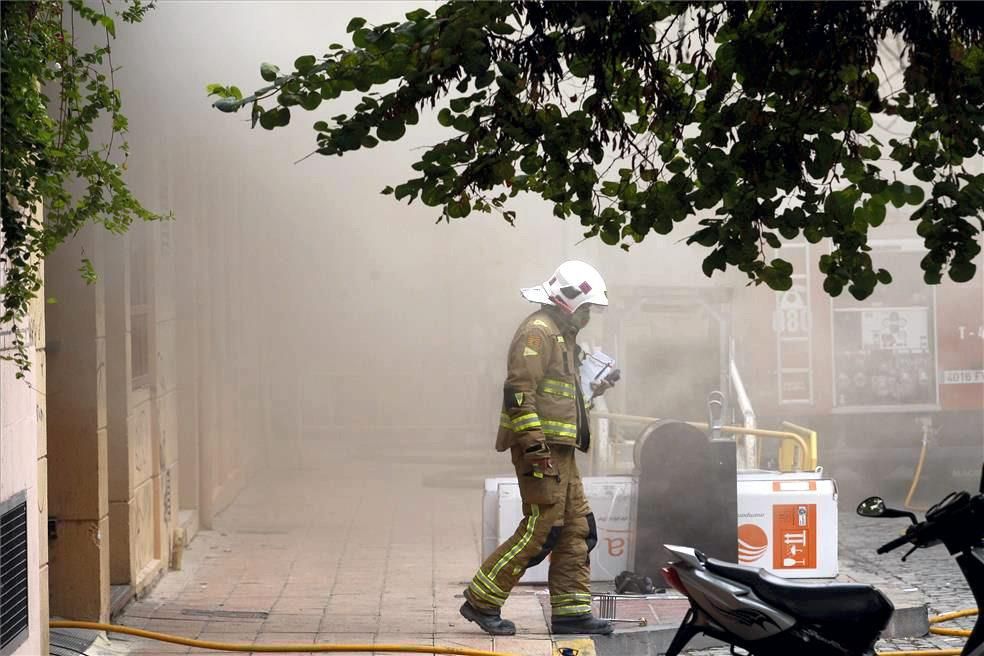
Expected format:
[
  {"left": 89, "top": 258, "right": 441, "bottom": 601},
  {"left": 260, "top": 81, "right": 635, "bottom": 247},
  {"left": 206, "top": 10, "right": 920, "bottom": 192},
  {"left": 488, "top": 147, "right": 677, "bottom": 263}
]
[{"left": 661, "top": 463, "right": 984, "bottom": 656}]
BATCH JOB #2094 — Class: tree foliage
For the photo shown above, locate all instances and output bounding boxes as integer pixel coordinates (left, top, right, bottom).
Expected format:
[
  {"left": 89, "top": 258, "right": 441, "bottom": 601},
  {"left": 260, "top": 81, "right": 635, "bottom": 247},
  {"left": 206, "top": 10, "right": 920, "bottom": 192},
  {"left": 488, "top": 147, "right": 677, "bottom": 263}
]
[
  {"left": 1, "top": 0, "right": 164, "bottom": 374},
  {"left": 212, "top": 1, "right": 984, "bottom": 298}
]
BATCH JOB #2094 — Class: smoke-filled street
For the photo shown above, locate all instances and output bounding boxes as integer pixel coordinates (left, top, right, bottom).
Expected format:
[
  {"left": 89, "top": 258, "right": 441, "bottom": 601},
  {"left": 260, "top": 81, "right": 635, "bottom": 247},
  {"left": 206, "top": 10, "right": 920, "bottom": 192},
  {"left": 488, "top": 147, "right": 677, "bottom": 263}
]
[{"left": 3, "top": 2, "right": 983, "bottom": 656}]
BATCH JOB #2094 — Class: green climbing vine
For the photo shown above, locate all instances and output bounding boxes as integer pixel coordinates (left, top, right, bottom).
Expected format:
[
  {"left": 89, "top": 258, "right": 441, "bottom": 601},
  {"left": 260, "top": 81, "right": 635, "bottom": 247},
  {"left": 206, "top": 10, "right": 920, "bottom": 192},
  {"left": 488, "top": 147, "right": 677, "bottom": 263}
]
[{"left": 1, "top": 0, "right": 164, "bottom": 376}]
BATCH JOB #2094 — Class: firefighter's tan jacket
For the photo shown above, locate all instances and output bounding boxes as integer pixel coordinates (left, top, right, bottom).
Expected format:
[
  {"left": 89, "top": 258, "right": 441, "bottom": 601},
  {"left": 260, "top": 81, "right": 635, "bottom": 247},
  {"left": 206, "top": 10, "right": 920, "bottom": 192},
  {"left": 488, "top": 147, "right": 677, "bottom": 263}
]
[{"left": 495, "top": 307, "right": 590, "bottom": 459}]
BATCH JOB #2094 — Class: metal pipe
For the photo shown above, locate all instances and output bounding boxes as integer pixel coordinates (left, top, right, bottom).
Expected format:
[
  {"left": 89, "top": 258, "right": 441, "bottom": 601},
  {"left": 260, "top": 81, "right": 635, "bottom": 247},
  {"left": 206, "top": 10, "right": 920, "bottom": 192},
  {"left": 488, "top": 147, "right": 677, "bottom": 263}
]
[
  {"left": 730, "top": 354, "right": 758, "bottom": 468},
  {"left": 591, "top": 412, "right": 813, "bottom": 470},
  {"left": 780, "top": 421, "right": 820, "bottom": 471}
]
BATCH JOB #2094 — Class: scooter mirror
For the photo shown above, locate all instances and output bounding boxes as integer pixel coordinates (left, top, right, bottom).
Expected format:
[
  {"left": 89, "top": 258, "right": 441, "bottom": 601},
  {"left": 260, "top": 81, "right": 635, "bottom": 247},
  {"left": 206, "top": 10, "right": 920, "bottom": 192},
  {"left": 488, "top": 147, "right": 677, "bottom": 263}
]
[
  {"left": 857, "top": 497, "right": 918, "bottom": 523},
  {"left": 857, "top": 497, "right": 886, "bottom": 517}
]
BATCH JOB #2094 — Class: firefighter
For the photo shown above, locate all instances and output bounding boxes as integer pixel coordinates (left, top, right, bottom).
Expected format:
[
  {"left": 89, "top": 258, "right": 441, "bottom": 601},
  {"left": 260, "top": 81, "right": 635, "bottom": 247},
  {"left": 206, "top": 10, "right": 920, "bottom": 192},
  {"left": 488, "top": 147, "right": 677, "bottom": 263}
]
[{"left": 459, "top": 261, "right": 614, "bottom": 636}]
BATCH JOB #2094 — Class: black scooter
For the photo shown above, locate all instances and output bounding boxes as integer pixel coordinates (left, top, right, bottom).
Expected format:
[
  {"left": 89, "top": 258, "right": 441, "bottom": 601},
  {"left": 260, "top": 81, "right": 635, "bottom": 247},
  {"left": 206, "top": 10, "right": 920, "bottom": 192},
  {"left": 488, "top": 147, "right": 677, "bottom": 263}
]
[
  {"left": 857, "top": 462, "right": 984, "bottom": 656},
  {"left": 662, "top": 463, "right": 984, "bottom": 656}
]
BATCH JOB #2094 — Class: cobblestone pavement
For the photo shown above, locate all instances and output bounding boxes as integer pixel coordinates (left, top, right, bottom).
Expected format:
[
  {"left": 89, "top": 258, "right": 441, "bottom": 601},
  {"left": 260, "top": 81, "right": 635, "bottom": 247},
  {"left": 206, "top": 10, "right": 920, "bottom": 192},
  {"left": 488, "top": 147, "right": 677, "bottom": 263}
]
[{"left": 685, "top": 512, "right": 977, "bottom": 655}]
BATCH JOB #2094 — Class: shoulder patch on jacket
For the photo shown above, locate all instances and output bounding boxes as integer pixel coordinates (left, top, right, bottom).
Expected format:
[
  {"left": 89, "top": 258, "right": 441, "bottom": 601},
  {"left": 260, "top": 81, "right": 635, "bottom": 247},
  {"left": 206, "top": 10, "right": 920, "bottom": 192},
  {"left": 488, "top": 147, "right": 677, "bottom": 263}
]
[
  {"left": 526, "top": 333, "right": 543, "bottom": 350},
  {"left": 532, "top": 319, "right": 549, "bottom": 328},
  {"left": 523, "top": 346, "right": 539, "bottom": 357}
]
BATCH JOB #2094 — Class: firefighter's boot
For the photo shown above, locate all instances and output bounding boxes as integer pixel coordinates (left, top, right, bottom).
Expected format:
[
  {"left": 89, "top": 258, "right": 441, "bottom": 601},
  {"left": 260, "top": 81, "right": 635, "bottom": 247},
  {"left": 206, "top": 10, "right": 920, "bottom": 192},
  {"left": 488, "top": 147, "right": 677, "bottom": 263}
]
[
  {"left": 459, "top": 602, "right": 516, "bottom": 636},
  {"left": 551, "top": 614, "right": 614, "bottom": 635}
]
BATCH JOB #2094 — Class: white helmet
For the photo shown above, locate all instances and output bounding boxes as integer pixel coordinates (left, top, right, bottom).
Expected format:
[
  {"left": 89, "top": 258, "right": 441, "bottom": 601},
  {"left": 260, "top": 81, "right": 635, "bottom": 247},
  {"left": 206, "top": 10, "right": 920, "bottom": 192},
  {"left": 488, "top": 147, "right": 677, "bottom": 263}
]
[{"left": 521, "top": 260, "right": 609, "bottom": 314}]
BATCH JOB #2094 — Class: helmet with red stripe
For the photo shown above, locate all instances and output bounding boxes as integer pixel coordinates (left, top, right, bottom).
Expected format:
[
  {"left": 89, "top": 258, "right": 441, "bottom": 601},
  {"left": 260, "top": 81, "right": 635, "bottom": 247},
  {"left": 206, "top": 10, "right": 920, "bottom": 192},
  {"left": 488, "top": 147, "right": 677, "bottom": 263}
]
[{"left": 521, "top": 261, "right": 608, "bottom": 314}]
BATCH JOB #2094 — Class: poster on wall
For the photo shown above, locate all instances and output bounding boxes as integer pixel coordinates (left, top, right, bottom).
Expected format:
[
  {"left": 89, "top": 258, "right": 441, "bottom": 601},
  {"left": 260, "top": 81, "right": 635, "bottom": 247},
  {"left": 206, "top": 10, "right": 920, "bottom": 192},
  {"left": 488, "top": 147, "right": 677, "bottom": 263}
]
[
  {"left": 831, "top": 246, "right": 940, "bottom": 408},
  {"left": 833, "top": 306, "right": 936, "bottom": 407}
]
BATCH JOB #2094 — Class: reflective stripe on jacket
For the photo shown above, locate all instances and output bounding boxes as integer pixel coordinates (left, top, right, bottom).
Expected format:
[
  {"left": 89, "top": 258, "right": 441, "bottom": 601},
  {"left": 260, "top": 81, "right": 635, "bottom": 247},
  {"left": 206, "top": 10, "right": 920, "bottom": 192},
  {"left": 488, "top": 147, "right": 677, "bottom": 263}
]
[{"left": 495, "top": 307, "right": 590, "bottom": 455}]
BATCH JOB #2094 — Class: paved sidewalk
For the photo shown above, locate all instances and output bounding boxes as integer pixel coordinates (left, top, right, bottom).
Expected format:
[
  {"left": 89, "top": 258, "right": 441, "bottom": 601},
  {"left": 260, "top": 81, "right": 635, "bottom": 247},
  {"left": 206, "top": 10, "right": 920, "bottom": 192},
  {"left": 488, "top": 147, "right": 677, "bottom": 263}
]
[
  {"left": 94, "top": 455, "right": 564, "bottom": 656},
  {"left": 87, "top": 459, "right": 978, "bottom": 656}
]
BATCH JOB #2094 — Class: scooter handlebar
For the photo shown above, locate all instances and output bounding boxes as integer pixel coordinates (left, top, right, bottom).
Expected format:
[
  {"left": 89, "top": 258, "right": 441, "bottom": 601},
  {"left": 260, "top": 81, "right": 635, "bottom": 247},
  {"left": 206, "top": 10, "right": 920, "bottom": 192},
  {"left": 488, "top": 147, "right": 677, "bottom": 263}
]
[{"left": 877, "top": 532, "right": 913, "bottom": 554}]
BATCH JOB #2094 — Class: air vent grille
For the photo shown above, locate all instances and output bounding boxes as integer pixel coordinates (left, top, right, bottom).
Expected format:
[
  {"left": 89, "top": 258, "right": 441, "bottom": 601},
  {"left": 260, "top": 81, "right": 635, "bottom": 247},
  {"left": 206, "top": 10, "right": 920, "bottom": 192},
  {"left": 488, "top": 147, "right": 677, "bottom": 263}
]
[{"left": 0, "top": 494, "right": 29, "bottom": 656}]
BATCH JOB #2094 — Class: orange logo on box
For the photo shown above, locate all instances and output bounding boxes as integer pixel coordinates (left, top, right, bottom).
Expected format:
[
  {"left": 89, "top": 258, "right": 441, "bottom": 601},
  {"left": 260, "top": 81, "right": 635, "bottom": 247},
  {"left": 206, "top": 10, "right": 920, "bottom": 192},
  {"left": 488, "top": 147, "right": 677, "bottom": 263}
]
[
  {"left": 738, "top": 524, "right": 768, "bottom": 564},
  {"left": 773, "top": 504, "right": 817, "bottom": 569}
]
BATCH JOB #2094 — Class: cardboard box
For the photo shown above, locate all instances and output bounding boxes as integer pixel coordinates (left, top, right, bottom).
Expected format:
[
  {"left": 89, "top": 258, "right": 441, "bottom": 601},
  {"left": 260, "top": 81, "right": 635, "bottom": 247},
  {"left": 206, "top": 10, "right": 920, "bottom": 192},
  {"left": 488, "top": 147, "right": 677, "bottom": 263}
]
[
  {"left": 484, "top": 472, "right": 838, "bottom": 582},
  {"left": 485, "top": 476, "right": 634, "bottom": 583},
  {"left": 737, "top": 471, "right": 838, "bottom": 578}
]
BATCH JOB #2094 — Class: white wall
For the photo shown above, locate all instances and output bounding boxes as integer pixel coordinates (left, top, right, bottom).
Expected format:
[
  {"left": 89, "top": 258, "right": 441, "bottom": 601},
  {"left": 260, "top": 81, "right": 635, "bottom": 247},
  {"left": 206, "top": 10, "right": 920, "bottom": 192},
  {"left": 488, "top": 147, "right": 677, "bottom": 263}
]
[{"left": 0, "top": 254, "right": 45, "bottom": 656}]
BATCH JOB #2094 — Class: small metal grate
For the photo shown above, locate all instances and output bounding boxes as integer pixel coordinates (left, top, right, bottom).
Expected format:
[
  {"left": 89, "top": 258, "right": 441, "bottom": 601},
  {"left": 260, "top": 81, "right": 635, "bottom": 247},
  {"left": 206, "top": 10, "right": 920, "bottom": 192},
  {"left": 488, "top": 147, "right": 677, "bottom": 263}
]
[
  {"left": 0, "top": 494, "right": 29, "bottom": 656},
  {"left": 180, "top": 608, "right": 269, "bottom": 620}
]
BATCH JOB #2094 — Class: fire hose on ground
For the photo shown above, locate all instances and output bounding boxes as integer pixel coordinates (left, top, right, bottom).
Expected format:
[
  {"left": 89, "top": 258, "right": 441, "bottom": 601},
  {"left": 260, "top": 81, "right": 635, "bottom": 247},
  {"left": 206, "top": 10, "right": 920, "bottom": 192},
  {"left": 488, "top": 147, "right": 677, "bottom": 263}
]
[
  {"left": 49, "top": 620, "right": 517, "bottom": 656},
  {"left": 878, "top": 608, "right": 978, "bottom": 656},
  {"left": 54, "top": 611, "right": 979, "bottom": 655}
]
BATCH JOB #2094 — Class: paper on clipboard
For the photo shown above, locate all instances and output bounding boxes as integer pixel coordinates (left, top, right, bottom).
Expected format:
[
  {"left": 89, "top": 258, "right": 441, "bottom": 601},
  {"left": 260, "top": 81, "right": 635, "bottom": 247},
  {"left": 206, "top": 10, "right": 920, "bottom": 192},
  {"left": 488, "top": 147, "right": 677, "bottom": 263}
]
[{"left": 580, "top": 349, "right": 615, "bottom": 396}]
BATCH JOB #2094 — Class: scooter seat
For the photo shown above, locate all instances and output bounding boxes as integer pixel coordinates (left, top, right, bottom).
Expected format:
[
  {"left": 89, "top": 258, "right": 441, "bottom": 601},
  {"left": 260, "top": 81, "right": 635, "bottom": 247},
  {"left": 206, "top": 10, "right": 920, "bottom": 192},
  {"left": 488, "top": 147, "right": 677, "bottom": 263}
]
[{"left": 705, "top": 559, "right": 894, "bottom": 625}]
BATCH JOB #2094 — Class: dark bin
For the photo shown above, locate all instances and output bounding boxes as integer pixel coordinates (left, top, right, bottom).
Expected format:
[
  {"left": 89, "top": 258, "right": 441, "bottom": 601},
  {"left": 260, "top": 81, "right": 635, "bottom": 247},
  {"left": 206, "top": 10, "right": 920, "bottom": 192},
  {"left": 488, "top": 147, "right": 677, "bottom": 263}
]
[{"left": 630, "top": 420, "right": 737, "bottom": 587}]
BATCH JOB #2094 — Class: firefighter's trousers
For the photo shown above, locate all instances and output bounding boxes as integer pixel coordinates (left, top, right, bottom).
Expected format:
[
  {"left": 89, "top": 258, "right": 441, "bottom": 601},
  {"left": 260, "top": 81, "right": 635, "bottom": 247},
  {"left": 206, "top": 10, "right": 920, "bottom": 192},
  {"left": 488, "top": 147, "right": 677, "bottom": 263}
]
[{"left": 465, "top": 445, "right": 597, "bottom": 619}]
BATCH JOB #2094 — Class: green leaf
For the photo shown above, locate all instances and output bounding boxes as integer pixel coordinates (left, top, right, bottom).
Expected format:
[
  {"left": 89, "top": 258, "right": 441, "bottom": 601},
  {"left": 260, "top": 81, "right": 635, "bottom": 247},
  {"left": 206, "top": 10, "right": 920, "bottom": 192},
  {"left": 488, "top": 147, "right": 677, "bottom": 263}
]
[
  {"left": 914, "top": 165, "right": 934, "bottom": 182},
  {"left": 702, "top": 249, "right": 727, "bottom": 277},
  {"left": 437, "top": 108, "right": 453, "bottom": 127},
  {"left": 449, "top": 97, "right": 471, "bottom": 112},
  {"left": 667, "top": 158, "right": 688, "bottom": 174},
  {"left": 949, "top": 260, "right": 976, "bottom": 283},
  {"left": 300, "top": 92, "right": 322, "bottom": 111},
  {"left": 98, "top": 14, "right": 116, "bottom": 37},
  {"left": 568, "top": 56, "right": 591, "bottom": 78},
  {"left": 260, "top": 62, "right": 280, "bottom": 82},
  {"left": 294, "top": 55, "right": 317, "bottom": 73},
  {"left": 823, "top": 277, "right": 843, "bottom": 296},
  {"left": 489, "top": 21, "right": 516, "bottom": 35},
  {"left": 868, "top": 200, "right": 886, "bottom": 226},
  {"left": 760, "top": 266, "right": 793, "bottom": 291},
  {"left": 405, "top": 8, "right": 429, "bottom": 21},
  {"left": 824, "top": 186, "right": 861, "bottom": 222},
  {"left": 377, "top": 120, "right": 406, "bottom": 141},
  {"left": 447, "top": 198, "right": 472, "bottom": 218},
  {"left": 452, "top": 115, "right": 476, "bottom": 132},
  {"left": 904, "top": 184, "right": 925, "bottom": 205},
  {"left": 520, "top": 155, "right": 541, "bottom": 175},
  {"left": 887, "top": 181, "right": 906, "bottom": 208},
  {"left": 259, "top": 109, "right": 278, "bottom": 129},
  {"left": 213, "top": 97, "right": 241, "bottom": 113},
  {"left": 346, "top": 17, "right": 367, "bottom": 33},
  {"left": 314, "top": 120, "right": 329, "bottom": 131}
]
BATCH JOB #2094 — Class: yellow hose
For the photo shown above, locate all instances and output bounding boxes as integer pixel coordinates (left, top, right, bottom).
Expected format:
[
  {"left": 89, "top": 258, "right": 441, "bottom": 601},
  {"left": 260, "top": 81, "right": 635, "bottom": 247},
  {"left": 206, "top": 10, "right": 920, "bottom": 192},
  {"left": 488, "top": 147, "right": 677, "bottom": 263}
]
[
  {"left": 904, "top": 432, "right": 930, "bottom": 512},
  {"left": 878, "top": 608, "right": 978, "bottom": 656},
  {"left": 53, "top": 609, "right": 979, "bottom": 656},
  {"left": 928, "top": 608, "right": 977, "bottom": 638},
  {"left": 50, "top": 621, "right": 517, "bottom": 656}
]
